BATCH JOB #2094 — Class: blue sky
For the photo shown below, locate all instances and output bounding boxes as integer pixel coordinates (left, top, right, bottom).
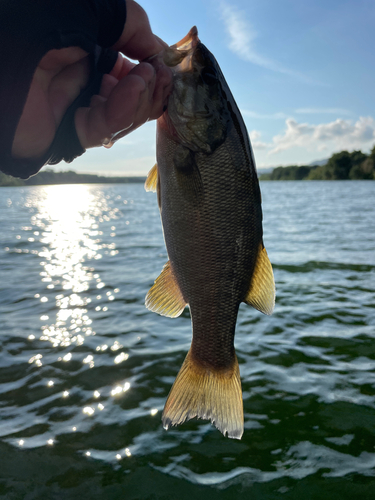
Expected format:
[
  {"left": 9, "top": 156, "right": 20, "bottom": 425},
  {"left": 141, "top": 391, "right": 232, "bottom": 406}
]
[{"left": 68, "top": 0, "right": 375, "bottom": 175}]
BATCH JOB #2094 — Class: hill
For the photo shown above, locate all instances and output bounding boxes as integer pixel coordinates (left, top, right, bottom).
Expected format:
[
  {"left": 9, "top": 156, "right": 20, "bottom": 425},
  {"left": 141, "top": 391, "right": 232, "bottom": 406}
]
[
  {"left": 0, "top": 169, "right": 146, "bottom": 187},
  {"left": 258, "top": 147, "right": 375, "bottom": 181},
  {"left": 2, "top": 145, "right": 375, "bottom": 186}
]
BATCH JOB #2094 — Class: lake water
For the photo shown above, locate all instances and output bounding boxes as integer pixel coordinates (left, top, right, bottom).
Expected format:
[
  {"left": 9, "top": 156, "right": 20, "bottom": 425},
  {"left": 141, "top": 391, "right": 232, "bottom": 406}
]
[{"left": 0, "top": 181, "right": 374, "bottom": 499}]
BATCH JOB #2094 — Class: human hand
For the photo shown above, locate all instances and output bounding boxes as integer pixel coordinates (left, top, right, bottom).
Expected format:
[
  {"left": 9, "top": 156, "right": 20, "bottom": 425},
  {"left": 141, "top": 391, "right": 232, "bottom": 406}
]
[{"left": 12, "top": 0, "right": 173, "bottom": 160}]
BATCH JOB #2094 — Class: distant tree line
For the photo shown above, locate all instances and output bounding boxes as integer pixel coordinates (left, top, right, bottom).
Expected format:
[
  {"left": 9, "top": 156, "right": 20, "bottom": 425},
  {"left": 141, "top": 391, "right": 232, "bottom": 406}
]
[
  {"left": 2, "top": 145, "right": 375, "bottom": 187},
  {"left": 259, "top": 145, "right": 375, "bottom": 181},
  {"left": 0, "top": 169, "right": 146, "bottom": 187}
]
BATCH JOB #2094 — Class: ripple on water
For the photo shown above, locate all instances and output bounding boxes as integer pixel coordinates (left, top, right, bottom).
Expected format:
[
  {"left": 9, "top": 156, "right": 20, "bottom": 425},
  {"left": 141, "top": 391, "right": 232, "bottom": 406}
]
[{"left": 0, "top": 182, "right": 375, "bottom": 497}]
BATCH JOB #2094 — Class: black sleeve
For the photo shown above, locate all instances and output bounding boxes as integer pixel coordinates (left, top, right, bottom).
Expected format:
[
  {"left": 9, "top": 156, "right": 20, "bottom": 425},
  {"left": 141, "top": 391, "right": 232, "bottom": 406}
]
[{"left": 0, "top": 0, "right": 126, "bottom": 179}]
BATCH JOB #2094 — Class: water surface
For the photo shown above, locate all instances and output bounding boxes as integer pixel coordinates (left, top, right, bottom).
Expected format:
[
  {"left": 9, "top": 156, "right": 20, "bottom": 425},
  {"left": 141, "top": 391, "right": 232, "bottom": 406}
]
[{"left": 0, "top": 181, "right": 374, "bottom": 499}]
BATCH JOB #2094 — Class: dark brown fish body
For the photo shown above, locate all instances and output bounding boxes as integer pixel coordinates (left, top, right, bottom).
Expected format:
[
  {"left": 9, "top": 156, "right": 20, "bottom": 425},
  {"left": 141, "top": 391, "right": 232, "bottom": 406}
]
[
  {"left": 145, "top": 28, "right": 275, "bottom": 439},
  {"left": 157, "top": 113, "right": 262, "bottom": 369}
]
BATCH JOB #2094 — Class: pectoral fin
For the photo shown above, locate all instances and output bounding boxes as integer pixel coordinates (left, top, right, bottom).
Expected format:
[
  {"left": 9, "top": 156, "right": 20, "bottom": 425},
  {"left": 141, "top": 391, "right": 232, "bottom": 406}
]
[
  {"left": 144, "top": 163, "right": 158, "bottom": 192},
  {"left": 174, "top": 146, "right": 203, "bottom": 202},
  {"left": 146, "top": 261, "right": 187, "bottom": 317},
  {"left": 244, "top": 244, "right": 275, "bottom": 315}
]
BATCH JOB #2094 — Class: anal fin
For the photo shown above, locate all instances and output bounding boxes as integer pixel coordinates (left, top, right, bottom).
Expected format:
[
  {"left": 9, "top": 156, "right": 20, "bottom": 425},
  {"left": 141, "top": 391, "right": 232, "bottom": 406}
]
[
  {"left": 145, "top": 163, "right": 158, "bottom": 192},
  {"left": 145, "top": 261, "right": 187, "bottom": 317},
  {"left": 162, "top": 349, "right": 244, "bottom": 439},
  {"left": 244, "top": 243, "right": 275, "bottom": 315}
]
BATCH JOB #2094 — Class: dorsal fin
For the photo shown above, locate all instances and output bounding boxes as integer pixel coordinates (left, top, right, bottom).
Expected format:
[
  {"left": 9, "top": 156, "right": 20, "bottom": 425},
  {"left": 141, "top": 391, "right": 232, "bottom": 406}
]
[
  {"left": 244, "top": 244, "right": 275, "bottom": 315},
  {"left": 145, "top": 261, "right": 187, "bottom": 318}
]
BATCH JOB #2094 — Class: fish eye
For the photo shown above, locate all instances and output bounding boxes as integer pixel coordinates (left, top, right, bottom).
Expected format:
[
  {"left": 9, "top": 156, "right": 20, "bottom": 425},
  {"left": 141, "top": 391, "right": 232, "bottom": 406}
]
[{"left": 201, "top": 67, "right": 218, "bottom": 86}]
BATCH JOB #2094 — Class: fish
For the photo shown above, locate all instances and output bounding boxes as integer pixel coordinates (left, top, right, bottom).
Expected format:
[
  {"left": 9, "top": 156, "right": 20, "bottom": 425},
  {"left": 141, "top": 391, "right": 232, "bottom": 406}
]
[{"left": 144, "top": 27, "right": 275, "bottom": 439}]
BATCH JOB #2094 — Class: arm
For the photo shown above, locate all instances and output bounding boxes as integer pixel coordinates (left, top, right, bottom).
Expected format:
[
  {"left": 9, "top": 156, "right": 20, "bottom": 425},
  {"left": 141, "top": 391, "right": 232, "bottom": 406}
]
[{"left": 1, "top": 0, "right": 172, "bottom": 177}]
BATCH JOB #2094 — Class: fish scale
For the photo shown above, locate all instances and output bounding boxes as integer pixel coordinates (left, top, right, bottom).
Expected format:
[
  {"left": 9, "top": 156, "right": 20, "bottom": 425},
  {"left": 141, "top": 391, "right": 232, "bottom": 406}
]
[{"left": 145, "top": 27, "right": 275, "bottom": 439}]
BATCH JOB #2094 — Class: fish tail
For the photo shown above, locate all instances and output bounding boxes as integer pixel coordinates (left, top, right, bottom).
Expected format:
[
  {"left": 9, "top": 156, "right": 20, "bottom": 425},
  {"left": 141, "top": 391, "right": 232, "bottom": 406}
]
[{"left": 162, "top": 350, "right": 244, "bottom": 439}]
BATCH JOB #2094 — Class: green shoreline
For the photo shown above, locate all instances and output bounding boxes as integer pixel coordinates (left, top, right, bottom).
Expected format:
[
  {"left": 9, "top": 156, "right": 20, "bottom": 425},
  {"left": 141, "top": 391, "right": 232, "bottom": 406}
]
[
  {"left": 0, "top": 169, "right": 146, "bottom": 187},
  {"left": 1, "top": 146, "right": 374, "bottom": 186},
  {"left": 259, "top": 147, "right": 375, "bottom": 181}
]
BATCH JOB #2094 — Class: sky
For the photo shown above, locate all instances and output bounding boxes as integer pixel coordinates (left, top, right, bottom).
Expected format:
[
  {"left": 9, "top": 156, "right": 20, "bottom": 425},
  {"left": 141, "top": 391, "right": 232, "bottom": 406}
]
[{"left": 66, "top": 0, "right": 375, "bottom": 175}]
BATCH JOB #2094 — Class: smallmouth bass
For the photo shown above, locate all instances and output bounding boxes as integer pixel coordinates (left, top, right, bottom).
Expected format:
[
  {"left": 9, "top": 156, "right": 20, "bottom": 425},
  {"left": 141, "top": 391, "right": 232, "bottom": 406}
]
[{"left": 145, "top": 27, "right": 275, "bottom": 439}]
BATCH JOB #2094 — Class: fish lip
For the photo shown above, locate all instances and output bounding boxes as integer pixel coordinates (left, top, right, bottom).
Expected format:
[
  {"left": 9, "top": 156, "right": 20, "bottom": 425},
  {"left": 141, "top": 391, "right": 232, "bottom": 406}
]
[
  {"left": 160, "top": 27, "right": 200, "bottom": 69},
  {"left": 172, "top": 26, "right": 200, "bottom": 51}
]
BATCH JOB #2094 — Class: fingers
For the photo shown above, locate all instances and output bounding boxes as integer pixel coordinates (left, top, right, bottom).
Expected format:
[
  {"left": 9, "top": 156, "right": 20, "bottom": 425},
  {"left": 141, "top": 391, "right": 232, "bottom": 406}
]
[
  {"left": 12, "top": 48, "right": 90, "bottom": 159},
  {"left": 154, "top": 35, "right": 169, "bottom": 50},
  {"left": 146, "top": 63, "right": 173, "bottom": 120},
  {"left": 109, "top": 53, "right": 136, "bottom": 81},
  {"left": 113, "top": 0, "right": 165, "bottom": 60},
  {"left": 106, "top": 62, "right": 156, "bottom": 135},
  {"left": 75, "top": 61, "right": 173, "bottom": 149},
  {"left": 99, "top": 74, "right": 119, "bottom": 100}
]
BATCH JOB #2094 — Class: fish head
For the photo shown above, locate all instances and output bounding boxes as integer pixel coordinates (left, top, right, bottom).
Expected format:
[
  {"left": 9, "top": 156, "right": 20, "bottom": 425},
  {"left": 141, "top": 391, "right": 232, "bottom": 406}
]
[{"left": 161, "top": 27, "right": 231, "bottom": 154}]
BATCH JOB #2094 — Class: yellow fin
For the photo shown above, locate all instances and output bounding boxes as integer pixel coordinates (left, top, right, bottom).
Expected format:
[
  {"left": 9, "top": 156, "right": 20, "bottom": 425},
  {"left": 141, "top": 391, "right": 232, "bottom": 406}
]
[
  {"left": 145, "top": 261, "right": 187, "bottom": 318},
  {"left": 162, "top": 350, "right": 244, "bottom": 439},
  {"left": 144, "top": 163, "right": 158, "bottom": 192},
  {"left": 244, "top": 244, "right": 275, "bottom": 315}
]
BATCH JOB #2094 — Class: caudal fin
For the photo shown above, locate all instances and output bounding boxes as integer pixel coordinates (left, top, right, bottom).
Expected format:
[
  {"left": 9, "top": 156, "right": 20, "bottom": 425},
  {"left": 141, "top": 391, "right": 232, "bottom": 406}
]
[{"left": 162, "top": 350, "right": 244, "bottom": 439}]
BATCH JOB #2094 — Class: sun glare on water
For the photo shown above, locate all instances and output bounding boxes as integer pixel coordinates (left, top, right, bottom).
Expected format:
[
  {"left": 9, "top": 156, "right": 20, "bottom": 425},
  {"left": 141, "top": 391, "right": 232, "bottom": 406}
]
[
  {"left": 22, "top": 184, "right": 122, "bottom": 351},
  {"left": 33, "top": 185, "right": 99, "bottom": 348},
  {"left": 10, "top": 184, "right": 135, "bottom": 452}
]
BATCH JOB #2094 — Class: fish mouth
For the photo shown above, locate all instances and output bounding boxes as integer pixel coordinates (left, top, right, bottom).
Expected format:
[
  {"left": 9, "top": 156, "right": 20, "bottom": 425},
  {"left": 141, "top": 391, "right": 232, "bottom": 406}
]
[
  {"left": 162, "top": 27, "right": 201, "bottom": 69},
  {"left": 172, "top": 26, "right": 200, "bottom": 52}
]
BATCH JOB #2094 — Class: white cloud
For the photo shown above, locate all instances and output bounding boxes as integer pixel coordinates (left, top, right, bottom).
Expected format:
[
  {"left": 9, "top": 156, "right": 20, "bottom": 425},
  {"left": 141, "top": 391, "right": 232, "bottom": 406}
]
[
  {"left": 269, "top": 116, "right": 375, "bottom": 155},
  {"left": 219, "top": 2, "right": 320, "bottom": 84},
  {"left": 295, "top": 108, "right": 351, "bottom": 116},
  {"left": 219, "top": 3, "right": 265, "bottom": 65},
  {"left": 241, "top": 110, "right": 287, "bottom": 120},
  {"left": 249, "top": 130, "right": 268, "bottom": 150}
]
